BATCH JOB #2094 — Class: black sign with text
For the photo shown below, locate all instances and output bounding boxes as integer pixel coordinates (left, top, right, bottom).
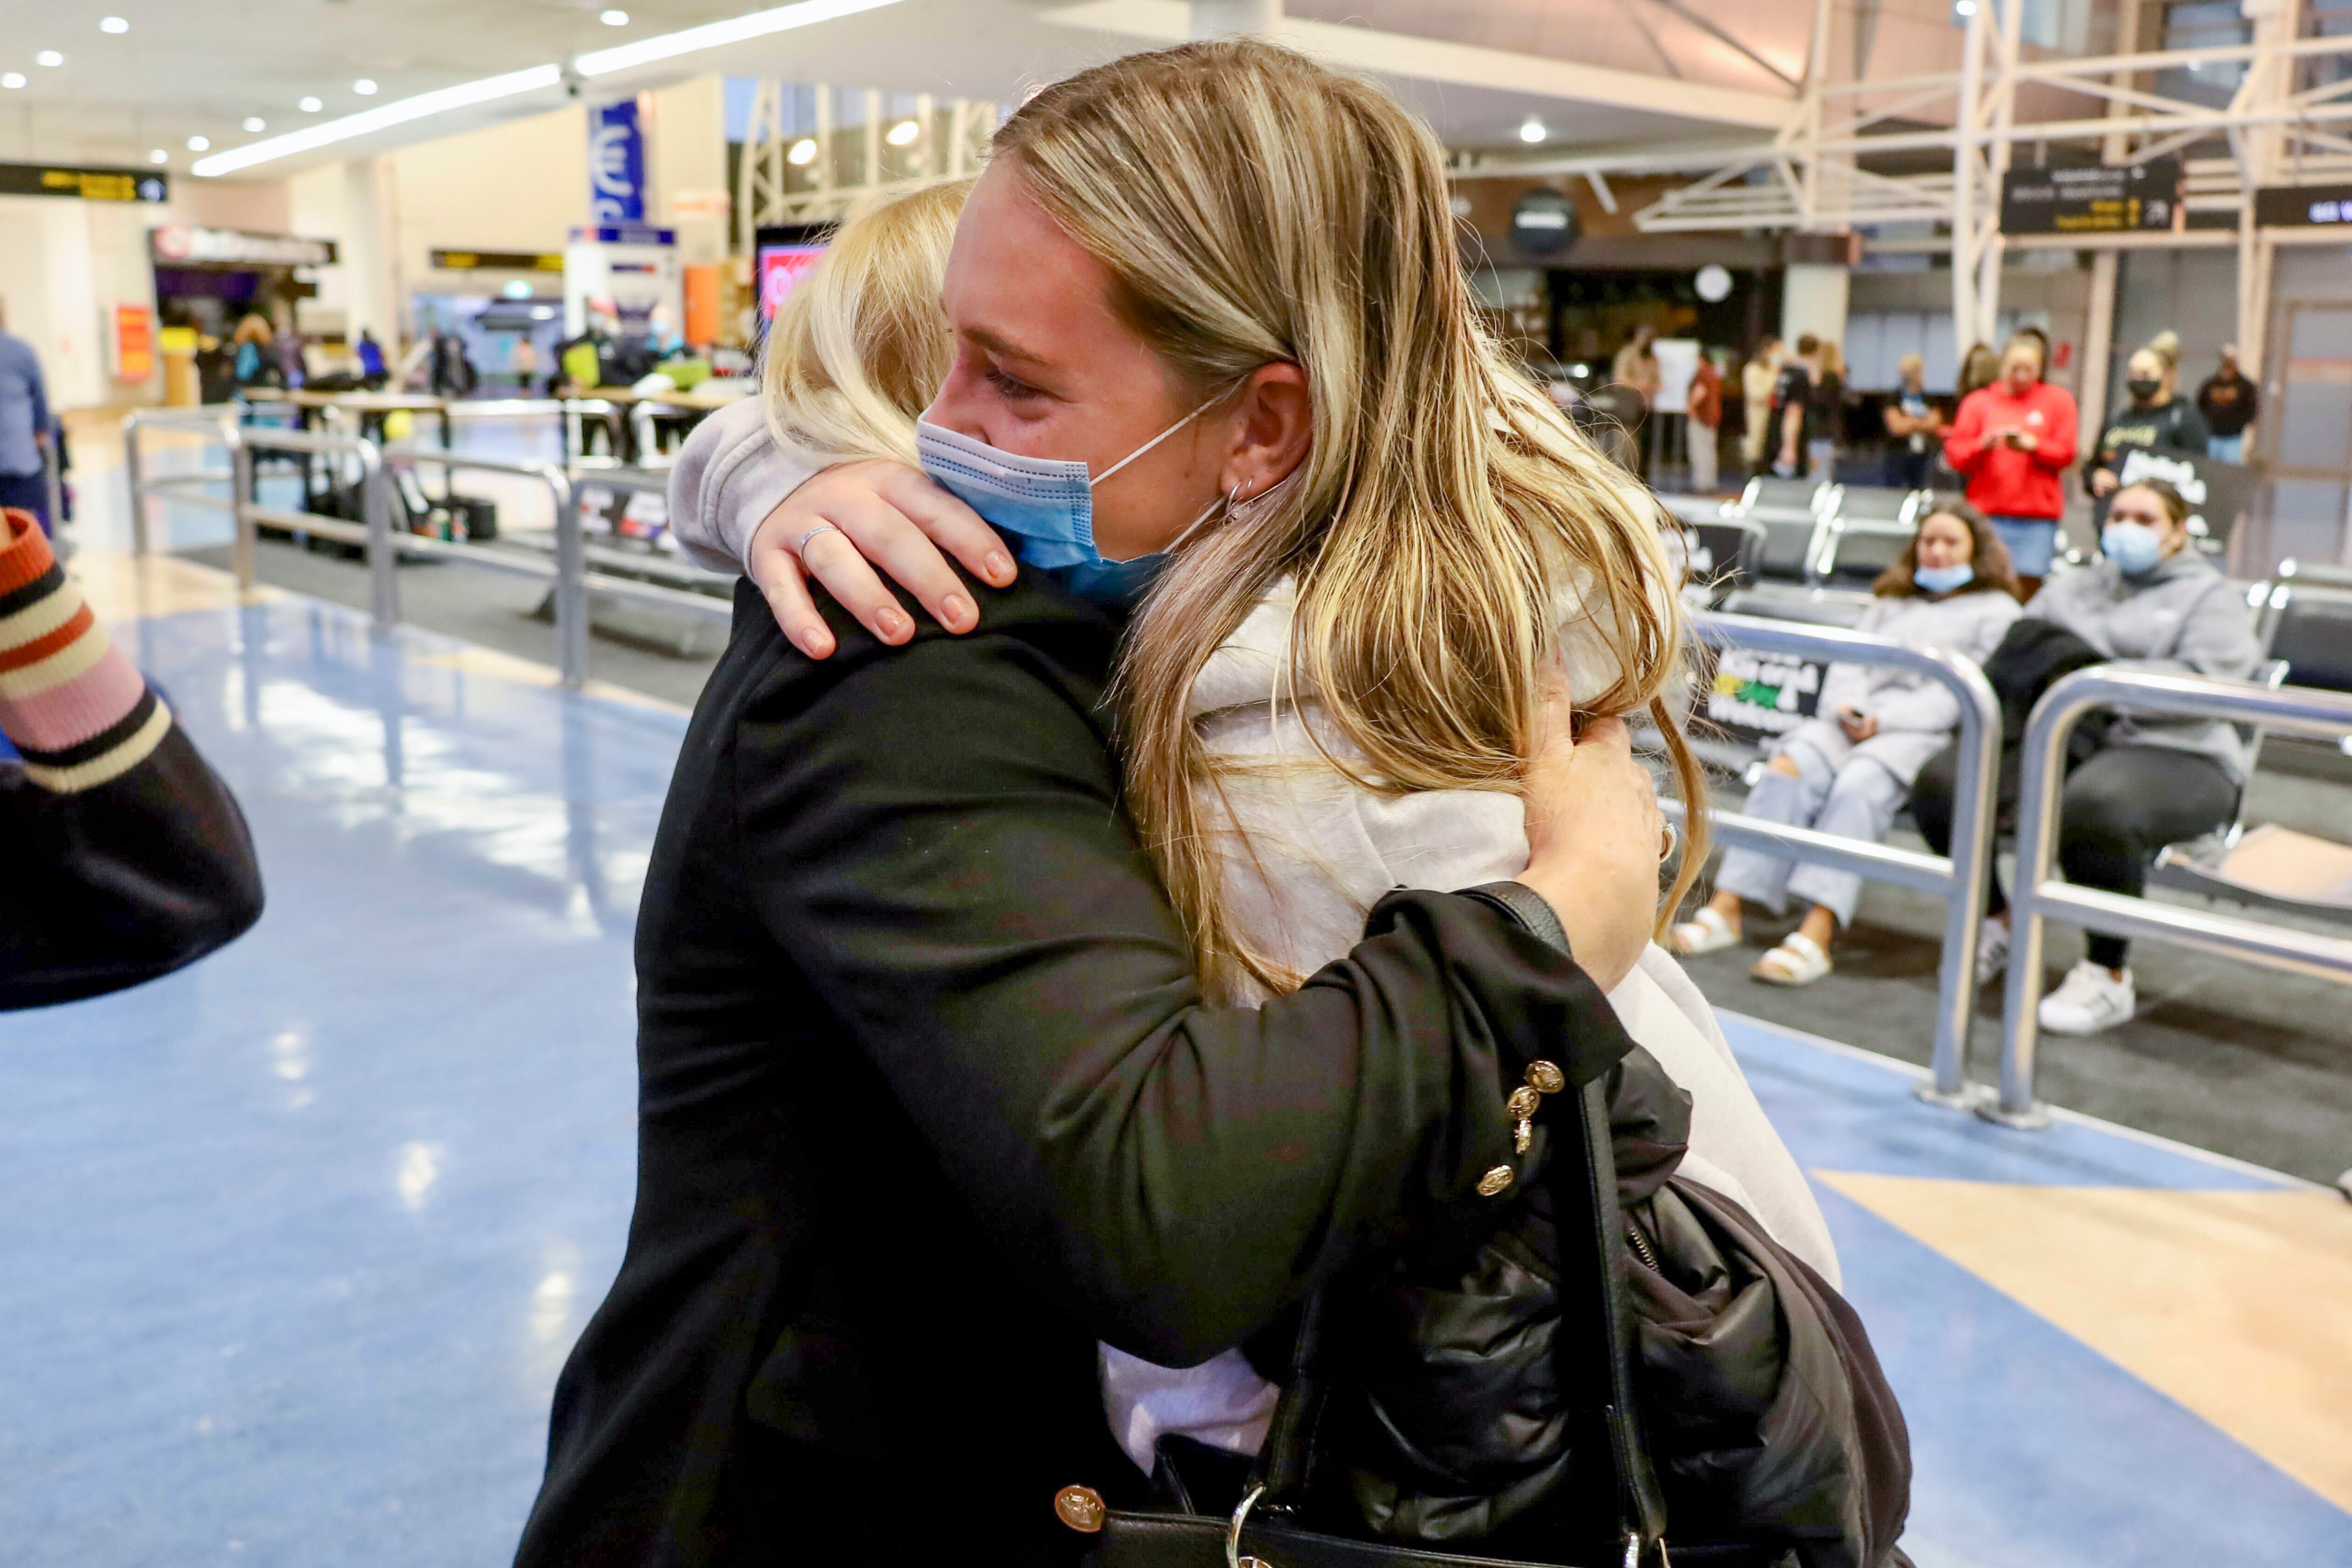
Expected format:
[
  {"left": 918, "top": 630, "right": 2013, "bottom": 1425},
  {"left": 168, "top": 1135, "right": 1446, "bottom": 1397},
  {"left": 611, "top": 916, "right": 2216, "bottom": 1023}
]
[
  {"left": 2253, "top": 183, "right": 2352, "bottom": 228},
  {"left": 0, "top": 161, "right": 166, "bottom": 203},
  {"left": 2001, "top": 159, "right": 2183, "bottom": 236}
]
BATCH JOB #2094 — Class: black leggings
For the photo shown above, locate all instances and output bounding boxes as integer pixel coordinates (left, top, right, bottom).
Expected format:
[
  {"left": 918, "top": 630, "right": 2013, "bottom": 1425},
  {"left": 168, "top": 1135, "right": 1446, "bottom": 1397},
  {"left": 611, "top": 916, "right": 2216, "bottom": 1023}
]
[{"left": 1911, "top": 742, "right": 2239, "bottom": 970}]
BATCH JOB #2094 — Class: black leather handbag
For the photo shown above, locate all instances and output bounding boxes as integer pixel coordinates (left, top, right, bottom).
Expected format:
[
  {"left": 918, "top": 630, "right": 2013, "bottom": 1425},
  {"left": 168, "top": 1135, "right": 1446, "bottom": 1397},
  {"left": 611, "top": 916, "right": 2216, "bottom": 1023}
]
[{"left": 1076, "top": 1074, "right": 1673, "bottom": 1568}]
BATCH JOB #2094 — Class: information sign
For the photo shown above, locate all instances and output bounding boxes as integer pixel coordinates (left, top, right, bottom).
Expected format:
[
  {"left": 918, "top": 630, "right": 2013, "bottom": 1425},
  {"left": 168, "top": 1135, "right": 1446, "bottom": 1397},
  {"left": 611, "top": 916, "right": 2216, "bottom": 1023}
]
[
  {"left": 589, "top": 100, "right": 647, "bottom": 225},
  {"left": 2000, "top": 159, "right": 2182, "bottom": 235},
  {"left": 430, "top": 249, "right": 565, "bottom": 272},
  {"left": 2252, "top": 182, "right": 2352, "bottom": 228},
  {"left": 0, "top": 161, "right": 166, "bottom": 202}
]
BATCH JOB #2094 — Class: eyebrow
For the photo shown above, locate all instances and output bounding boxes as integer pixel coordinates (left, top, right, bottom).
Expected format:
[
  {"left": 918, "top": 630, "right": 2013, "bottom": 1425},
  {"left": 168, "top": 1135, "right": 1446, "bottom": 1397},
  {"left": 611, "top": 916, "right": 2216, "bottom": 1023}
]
[{"left": 965, "top": 324, "right": 1050, "bottom": 367}]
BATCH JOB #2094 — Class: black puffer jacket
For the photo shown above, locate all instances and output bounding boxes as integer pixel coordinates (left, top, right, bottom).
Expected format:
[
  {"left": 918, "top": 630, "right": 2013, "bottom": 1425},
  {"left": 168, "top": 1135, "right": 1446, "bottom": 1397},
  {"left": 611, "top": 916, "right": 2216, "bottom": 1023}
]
[{"left": 1321, "top": 1048, "right": 1911, "bottom": 1568}]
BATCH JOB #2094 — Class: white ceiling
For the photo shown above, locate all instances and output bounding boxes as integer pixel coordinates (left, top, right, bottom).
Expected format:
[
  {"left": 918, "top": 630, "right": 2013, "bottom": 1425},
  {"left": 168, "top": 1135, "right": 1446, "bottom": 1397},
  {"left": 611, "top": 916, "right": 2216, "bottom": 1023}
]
[{"left": 0, "top": 0, "right": 1800, "bottom": 180}]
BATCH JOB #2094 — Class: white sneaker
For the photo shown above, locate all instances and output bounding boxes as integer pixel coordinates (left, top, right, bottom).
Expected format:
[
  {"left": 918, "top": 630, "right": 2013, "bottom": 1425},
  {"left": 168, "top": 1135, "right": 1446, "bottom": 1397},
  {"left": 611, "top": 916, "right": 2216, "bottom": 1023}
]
[
  {"left": 2038, "top": 960, "right": 2136, "bottom": 1036},
  {"left": 1974, "top": 917, "right": 2011, "bottom": 985}
]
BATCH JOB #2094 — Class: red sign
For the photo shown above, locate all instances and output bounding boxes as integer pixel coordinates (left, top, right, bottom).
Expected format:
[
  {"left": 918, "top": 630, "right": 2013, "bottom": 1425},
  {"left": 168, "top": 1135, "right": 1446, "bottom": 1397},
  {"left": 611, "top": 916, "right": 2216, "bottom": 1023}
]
[
  {"left": 113, "top": 303, "right": 155, "bottom": 382},
  {"left": 757, "top": 243, "right": 826, "bottom": 321}
]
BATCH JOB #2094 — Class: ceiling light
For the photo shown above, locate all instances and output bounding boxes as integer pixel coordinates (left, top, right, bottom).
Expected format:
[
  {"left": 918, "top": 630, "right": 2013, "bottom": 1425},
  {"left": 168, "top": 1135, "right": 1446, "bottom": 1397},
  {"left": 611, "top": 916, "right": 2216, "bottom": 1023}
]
[
  {"left": 243, "top": 117, "right": 267, "bottom": 132},
  {"left": 187, "top": 134, "right": 210, "bottom": 151},
  {"left": 299, "top": 95, "right": 323, "bottom": 112},
  {"left": 36, "top": 50, "right": 65, "bottom": 68},
  {"left": 100, "top": 16, "right": 130, "bottom": 33},
  {"left": 193, "top": 63, "right": 562, "bottom": 176},
  {"left": 787, "top": 136, "right": 817, "bottom": 165},
  {"left": 574, "top": 0, "right": 907, "bottom": 77},
  {"left": 886, "top": 118, "right": 920, "bottom": 147},
  {"left": 353, "top": 78, "right": 378, "bottom": 95},
  {"left": 149, "top": 148, "right": 168, "bottom": 164},
  {"left": 0, "top": 74, "right": 22, "bottom": 90},
  {"left": 599, "top": 8, "right": 630, "bottom": 23},
  {"left": 1519, "top": 116, "right": 1547, "bottom": 144}
]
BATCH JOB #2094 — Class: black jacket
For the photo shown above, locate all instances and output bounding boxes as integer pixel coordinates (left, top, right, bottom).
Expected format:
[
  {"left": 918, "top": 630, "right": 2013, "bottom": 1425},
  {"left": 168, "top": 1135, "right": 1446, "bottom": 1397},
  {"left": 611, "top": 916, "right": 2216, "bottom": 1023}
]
[
  {"left": 514, "top": 576, "right": 1639, "bottom": 1567},
  {"left": 3, "top": 724, "right": 264, "bottom": 1011},
  {"left": 2086, "top": 396, "right": 2210, "bottom": 487}
]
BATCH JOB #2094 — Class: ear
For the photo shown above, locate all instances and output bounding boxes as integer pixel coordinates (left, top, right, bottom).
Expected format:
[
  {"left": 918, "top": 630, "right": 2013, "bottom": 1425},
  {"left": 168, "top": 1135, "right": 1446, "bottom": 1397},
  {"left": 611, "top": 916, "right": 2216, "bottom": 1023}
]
[{"left": 1219, "top": 362, "right": 1312, "bottom": 503}]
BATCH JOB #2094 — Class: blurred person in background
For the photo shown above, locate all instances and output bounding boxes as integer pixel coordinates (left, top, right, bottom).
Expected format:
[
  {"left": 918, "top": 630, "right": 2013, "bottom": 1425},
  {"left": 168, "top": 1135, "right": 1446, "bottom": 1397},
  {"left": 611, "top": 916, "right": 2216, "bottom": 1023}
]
[
  {"left": 1909, "top": 479, "right": 2255, "bottom": 1035},
  {"left": 230, "top": 314, "right": 280, "bottom": 392},
  {"left": 1882, "top": 352, "right": 1946, "bottom": 491},
  {"left": 1611, "top": 322, "right": 1661, "bottom": 477},
  {"left": 1808, "top": 337, "right": 1846, "bottom": 479},
  {"left": 1687, "top": 345, "right": 1724, "bottom": 493},
  {"left": 355, "top": 327, "right": 387, "bottom": 389},
  {"left": 2196, "top": 344, "right": 2258, "bottom": 462},
  {"left": 1944, "top": 329, "right": 2076, "bottom": 596},
  {"left": 1672, "top": 502, "right": 2019, "bottom": 985},
  {"left": 1957, "top": 341, "right": 2000, "bottom": 401},
  {"left": 0, "top": 298, "right": 53, "bottom": 534},
  {"left": 2086, "top": 333, "right": 2209, "bottom": 500},
  {"left": 1, "top": 508, "right": 263, "bottom": 1008},
  {"left": 1741, "top": 334, "right": 1782, "bottom": 475},
  {"left": 1772, "top": 332, "right": 1819, "bottom": 478}
]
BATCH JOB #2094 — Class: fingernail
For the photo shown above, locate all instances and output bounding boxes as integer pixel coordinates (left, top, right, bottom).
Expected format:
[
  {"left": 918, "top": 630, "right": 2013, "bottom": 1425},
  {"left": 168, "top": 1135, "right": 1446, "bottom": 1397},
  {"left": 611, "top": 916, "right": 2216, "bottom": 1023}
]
[
  {"left": 878, "top": 609, "right": 912, "bottom": 640},
  {"left": 986, "top": 551, "right": 1013, "bottom": 582},
  {"left": 943, "top": 593, "right": 973, "bottom": 628}
]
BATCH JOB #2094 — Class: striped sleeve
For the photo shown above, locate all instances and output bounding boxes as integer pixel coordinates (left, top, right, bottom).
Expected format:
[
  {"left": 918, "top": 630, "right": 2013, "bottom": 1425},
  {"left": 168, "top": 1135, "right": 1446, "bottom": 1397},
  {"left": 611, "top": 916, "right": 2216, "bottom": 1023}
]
[{"left": 0, "top": 507, "right": 173, "bottom": 794}]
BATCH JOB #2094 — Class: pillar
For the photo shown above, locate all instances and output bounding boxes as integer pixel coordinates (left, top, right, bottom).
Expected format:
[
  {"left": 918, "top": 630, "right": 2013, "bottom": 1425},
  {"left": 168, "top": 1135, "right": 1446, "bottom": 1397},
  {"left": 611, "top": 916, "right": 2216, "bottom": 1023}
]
[
  {"left": 340, "top": 156, "right": 399, "bottom": 349},
  {"left": 1190, "top": 0, "right": 1281, "bottom": 37},
  {"left": 1781, "top": 261, "right": 1849, "bottom": 353},
  {"left": 2077, "top": 249, "right": 2117, "bottom": 458}
]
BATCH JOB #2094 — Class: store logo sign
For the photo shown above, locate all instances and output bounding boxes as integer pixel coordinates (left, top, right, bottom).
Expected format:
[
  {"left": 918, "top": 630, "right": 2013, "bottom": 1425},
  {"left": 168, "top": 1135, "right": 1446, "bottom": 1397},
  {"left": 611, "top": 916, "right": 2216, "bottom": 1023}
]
[{"left": 589, "top": 100, "right": 646, "bottom": 224}]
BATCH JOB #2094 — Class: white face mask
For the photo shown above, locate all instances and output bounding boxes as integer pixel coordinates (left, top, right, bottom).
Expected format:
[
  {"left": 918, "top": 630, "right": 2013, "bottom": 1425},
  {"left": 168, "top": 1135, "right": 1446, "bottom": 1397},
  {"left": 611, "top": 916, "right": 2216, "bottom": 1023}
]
[{"left": 914, "top": 396, "right": 1226, "bottom": 604}]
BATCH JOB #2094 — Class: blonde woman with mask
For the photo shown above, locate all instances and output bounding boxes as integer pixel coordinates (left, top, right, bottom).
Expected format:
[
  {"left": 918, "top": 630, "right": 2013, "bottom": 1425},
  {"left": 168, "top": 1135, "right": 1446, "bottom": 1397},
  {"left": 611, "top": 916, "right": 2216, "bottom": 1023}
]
[
  {"left": 628, "top": 37, "right": 1855, "bottom": 1551},
  {"left": 519, "top": 84, "right": 1683, "bottom": 1568}
]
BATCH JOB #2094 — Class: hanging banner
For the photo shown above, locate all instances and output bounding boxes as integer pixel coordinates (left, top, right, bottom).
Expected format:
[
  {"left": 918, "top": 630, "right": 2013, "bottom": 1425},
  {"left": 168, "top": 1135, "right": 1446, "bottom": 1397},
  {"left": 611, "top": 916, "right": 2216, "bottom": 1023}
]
[
  {"left": 588, "top": 100, "right": 647, "bottom": 225},
  {"left": 2000, "top": 158, "right": 2184, "bottom": 236}
]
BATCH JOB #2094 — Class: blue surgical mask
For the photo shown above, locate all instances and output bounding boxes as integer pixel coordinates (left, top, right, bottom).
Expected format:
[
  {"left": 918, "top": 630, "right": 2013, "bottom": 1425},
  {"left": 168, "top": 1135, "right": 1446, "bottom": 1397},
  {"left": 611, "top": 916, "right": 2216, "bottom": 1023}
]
[
  {"left": 915, "top": 400, "right": 1221, "bottom": 607},
  {"left": 1912, "top": 562, "right": 1974, "bottom": 595},
  {"left": 2101, "top": 521, "right": 2163, "bottom": 577}
]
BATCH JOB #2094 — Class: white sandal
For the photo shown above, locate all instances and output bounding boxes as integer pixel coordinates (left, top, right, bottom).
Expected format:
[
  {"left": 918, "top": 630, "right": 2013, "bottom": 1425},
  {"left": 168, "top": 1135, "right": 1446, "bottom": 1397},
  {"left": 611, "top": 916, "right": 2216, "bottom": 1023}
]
[
  {"left": 1752, "top": 931, "right": 1832, "bottom": 986},
  {"left": 1668, "top": 906, "right": 1739, "bottom": 956}
]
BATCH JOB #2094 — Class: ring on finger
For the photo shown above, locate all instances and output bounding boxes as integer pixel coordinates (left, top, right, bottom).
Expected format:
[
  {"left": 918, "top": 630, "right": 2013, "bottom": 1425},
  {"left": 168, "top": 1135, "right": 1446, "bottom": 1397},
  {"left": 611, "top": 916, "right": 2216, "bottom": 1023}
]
[{"left": 796, "top": 522, "right": 841, "bottom": 557}]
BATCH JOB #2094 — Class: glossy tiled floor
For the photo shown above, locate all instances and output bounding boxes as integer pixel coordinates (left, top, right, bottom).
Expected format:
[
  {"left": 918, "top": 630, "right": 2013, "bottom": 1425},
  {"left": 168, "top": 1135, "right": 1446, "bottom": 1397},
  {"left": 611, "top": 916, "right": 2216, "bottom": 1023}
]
[{"left": 6, "top": 555, "right": 2349, "bottom": 1566}]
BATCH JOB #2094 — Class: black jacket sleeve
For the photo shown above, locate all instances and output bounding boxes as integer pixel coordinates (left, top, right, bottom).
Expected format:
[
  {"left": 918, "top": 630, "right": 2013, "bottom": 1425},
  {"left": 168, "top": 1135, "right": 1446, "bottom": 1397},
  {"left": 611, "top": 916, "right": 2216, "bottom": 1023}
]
[
  {"left": 1, "top": 725, "right": 265, "bottom": 1011},
  {"left": 731, "top": 626, "right": 1635, "bottom": 1368}
]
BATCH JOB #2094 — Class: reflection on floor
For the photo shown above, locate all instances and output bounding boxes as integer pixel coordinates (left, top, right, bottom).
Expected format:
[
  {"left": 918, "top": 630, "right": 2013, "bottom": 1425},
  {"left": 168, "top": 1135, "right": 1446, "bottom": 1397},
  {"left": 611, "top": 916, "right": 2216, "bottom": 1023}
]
[{"left": 4, "top": 559, "right": 2348, "bottom": 1567}]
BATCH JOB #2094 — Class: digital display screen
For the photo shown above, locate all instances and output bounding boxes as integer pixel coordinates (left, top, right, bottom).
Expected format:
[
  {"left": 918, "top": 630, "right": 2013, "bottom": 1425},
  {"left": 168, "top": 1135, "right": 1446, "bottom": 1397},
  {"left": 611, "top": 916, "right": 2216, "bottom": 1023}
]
[{"left": 757, "top": 244, "right": 827, "bottom": 321}]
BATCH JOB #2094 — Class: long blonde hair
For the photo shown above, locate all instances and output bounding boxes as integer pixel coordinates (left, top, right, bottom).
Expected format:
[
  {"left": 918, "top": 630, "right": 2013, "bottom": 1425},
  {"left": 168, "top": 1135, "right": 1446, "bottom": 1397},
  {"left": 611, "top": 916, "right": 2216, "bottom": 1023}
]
[
  {"left": 999, "top": 41, "right": 1707, "bottom": 997},
  {"left": 760, "top": 179, "right": 969, "bottom": 467}
]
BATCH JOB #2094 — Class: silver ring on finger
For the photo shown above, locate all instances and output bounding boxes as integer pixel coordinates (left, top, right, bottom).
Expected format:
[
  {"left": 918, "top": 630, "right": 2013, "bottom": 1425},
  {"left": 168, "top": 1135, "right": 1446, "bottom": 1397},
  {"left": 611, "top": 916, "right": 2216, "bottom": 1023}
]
[
  {"left": 796, "top": 522, "right": 841, "bottom": 557},
  {"left": 1659, "top": 821, "right": 1678, "bottom": 863}
]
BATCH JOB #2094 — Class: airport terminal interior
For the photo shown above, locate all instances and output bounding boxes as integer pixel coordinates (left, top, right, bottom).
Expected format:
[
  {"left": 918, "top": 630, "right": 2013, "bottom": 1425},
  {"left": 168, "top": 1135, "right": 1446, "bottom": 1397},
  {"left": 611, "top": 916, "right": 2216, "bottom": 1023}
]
[{"left": 4, "top": 1, "right": 2351, "bottom": 1564}]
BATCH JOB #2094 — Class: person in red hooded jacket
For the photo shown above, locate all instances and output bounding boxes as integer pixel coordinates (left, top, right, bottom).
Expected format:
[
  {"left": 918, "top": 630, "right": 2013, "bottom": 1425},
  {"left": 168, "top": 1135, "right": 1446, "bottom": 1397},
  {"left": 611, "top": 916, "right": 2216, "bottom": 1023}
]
[{"left": 1943, "top": 330, "right": 2077, "bottom": 597}]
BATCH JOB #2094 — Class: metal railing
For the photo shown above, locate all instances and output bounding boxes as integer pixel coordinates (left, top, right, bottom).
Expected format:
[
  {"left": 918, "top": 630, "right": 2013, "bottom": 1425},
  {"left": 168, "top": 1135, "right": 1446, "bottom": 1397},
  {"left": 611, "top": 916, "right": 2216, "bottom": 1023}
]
[
  {"left": 1991, "top": 667, "right": 2352, "bottom": 1127},
  {"left": 123, "top": 410, "right": 733, "bottom": 691},
  {"left": 1680, "top": 610, "right": 2003, "bottom": 1105}
]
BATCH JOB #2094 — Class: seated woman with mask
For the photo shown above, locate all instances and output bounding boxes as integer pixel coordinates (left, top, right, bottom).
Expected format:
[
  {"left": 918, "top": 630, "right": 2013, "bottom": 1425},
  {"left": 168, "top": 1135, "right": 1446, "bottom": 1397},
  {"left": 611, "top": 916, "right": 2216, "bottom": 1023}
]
[
  {"left": 1909, "top": 479, "right": 2258, "bottom": 1036},
  {"left": 1672, "top": 502, "right": 2020, "bottom": 985}
]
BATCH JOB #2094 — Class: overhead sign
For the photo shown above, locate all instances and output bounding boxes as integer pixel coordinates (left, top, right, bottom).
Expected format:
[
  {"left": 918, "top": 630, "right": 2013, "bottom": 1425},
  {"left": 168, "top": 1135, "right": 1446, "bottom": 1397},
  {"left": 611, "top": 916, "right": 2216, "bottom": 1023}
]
[
  {"left": 2253, "top": 182, "right": 2352, "bottom": 228},
  {"left": 1509, "top": 189, "right": 1580, "bottom": 257},
  {"left": 588, "top": 100, "right": 647, "bottom": 225},
  {"left": 0, "top": 161, "right": 167, "bottom": 203},
  {"left": 150, "top": 224, "right": 337, "bottom": 267},
  {"left": 2000, "top": 158, "right": 2183, "bottom": 235},
  {"left": 430, "top": 249, "right": 566, "bottom": 272}
]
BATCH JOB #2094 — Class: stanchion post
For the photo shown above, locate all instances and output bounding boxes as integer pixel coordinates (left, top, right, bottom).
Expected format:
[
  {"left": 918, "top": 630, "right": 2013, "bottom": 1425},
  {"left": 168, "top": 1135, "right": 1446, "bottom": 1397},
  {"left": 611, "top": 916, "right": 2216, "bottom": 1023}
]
[
  {"left": 546, "top": 465, "right": 587, "bottom": 689},
  {"left": 1989, "top": 679, "right": 2077, "bottom": 1129},
  {"left": 360, "top": 447, "right": 399, "bottom": 634},
  {"left": 125, "top": 414, "right": 152, "bottom": 556},
  {"left": 229, "top": 431, "right": 256, "bottom": 593}
]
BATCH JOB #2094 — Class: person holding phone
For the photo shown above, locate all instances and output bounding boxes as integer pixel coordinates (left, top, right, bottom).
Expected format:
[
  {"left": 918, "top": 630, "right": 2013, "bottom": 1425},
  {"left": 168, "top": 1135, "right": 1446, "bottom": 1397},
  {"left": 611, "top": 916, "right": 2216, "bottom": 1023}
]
[{"left": 1944, "top": 330, "right": 2077, "bottom": 597}]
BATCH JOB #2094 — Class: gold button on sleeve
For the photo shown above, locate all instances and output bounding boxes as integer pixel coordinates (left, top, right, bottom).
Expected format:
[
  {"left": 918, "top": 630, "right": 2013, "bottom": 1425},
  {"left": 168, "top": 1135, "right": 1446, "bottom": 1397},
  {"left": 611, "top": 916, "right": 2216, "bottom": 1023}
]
[
  {"left": 1526, "top": 1060, "right": 1566, "bottom": 1095},
  {"left": 1055, "top": 1485, "right": 1107, "bottom": 1533},
  {"left": 1476, "top": 1164, "right": 1515, "bottom": 1197},
  {"left": 1507, "top": 1084, "right": 1541, "bottom": 1120}
]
